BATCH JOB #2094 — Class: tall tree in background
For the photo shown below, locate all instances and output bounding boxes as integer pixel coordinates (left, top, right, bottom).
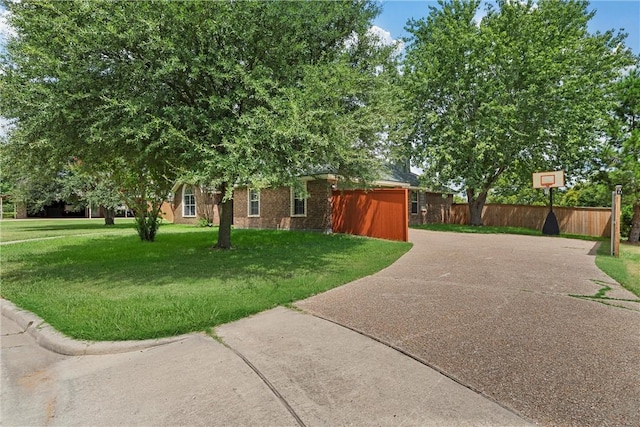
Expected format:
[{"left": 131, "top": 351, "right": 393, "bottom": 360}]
[
  {"left": 1, "top": 1, "right": 185, "bottom": 240},
  {"left": 609, "top": 68, "right": 640, "bottom": 243},
  {"left": 1, "top": 0, "right": 397, "bottom": 247},
  {"left": 401, "top": 0, "right": 634, "bottom": 225}
]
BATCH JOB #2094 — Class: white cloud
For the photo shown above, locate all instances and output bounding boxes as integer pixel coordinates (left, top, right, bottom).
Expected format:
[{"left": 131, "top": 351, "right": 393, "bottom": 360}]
[
  {"left": 368, "top": 25, "right": 394, "bottom": 46},
  {"left": 345, "top": 25, "right": 405, "bottom": 58},
  {"left": 368, "top": 25, "right": 405, "bottom": 56}
]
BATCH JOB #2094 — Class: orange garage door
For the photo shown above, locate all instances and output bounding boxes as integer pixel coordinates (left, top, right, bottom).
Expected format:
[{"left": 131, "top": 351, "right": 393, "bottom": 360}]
[{"left": 331, "top": 188, "right": 408, "bottom": 242}]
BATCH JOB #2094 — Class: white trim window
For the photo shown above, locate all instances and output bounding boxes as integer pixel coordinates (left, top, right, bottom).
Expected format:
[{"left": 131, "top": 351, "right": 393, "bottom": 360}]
[
  {"left": 290, "top": 184, "right": 307, "bottom": 217},
  {"left": 183, "top": 185, "right": 196, "bottom": 217},
  {"left": 410, "top": 191, "right": 419, "bottom": 215},
  {"left": 248, "top": 189, "right": 260, "bottom": 217}
]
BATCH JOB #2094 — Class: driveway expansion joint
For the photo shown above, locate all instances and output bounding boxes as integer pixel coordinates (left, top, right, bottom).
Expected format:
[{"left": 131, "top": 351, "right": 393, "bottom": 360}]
[
  {"left": 218, "top": 338, "right": 306, "bottom": 427},
  {"left": 299, "top": 309, "right": 536, "bottom": 426}
]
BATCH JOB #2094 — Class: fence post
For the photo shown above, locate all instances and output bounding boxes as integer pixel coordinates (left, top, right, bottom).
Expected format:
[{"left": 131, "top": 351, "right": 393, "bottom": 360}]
[{"left": 612, "top": 185, "right": 622, "bottom": 257}]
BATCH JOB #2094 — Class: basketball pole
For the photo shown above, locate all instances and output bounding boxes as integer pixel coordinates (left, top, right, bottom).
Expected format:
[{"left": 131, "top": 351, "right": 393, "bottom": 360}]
[{"left": 542, "top": 184, "right": 560, "bottom": 235}]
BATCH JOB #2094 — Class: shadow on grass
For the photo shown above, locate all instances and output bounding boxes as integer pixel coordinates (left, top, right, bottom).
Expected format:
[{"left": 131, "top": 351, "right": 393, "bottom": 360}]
[
  {"left": 2, "top": 228, "right": 410, "bottom": 340},
  {"left": 4, "top": 221, "right": 135, "bottom": 233},
  {"left": 3, "top": 230, "right": 364, "bottom": 287},
  {"left": 2, "top": 229, "right": 366, "bottom": 285}
]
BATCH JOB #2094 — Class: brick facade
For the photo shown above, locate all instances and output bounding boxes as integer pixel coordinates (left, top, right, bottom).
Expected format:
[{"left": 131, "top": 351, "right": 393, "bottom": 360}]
[
  {"left": 162, "top": 184, "right": 221, "bottom": 225},
  {"left": 160, "top": 179, "right": 453, "bottom": 230},
  {"left": 408, "top": 191, "right": 453, "bottom": 225},
  {"left": 233, "top": 179, "right": 334, "bottom": 231}
]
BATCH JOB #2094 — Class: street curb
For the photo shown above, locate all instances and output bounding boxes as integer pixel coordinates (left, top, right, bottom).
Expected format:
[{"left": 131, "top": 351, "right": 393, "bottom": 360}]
[{"left": 1, "top": 298, "right": 190, "bottom": 356}]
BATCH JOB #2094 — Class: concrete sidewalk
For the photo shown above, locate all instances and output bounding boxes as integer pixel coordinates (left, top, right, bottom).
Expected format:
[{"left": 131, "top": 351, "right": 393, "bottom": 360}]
[{"left": 1, "top": 299, "right": 530, "bottom": 426}]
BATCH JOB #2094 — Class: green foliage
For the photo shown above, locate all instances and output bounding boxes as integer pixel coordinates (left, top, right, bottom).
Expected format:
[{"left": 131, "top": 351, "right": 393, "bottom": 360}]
[
  {"left": 1, "top": 0, "right": 396, "bottom": 247},
  {"left": 621, "top": 204, "right": 634, "bottom": 238},
  {"left": 1, "top": 224, "right": 411, "bottom": 340},
  {"left": 198, "top": 217, "right": 214, "bottom": 228},
  {"left": 561, "top": 182, "right": 612, "bottom": 207},
  {"left": 607, "top": 68, "right": 640, "bottom": 243},
  {"left": 401, "top": 0, "right": 635, "bottom": 225},
  {"left": 488, "top": 177, "right": 548, "bottom": 206}
]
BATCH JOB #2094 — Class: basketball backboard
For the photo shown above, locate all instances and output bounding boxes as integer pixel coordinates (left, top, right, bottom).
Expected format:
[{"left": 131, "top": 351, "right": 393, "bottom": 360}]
[{"left": 532, "top": 171, "right": 565, "bottom": 189}]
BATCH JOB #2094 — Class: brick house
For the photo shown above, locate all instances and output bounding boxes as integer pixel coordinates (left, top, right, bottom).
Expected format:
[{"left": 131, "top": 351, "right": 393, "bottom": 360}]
[
  {"left": 161, "top": 165, "right": 452, "bottom": 230},
  {"left": 233, "top": 177, "right": 335, "bottom": 231},
  {"left": 162, "top": 183, "right": 221, "bottom": 225}
]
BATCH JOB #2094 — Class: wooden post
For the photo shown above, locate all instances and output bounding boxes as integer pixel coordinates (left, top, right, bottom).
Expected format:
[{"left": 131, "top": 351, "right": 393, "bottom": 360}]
[{"left": 613, "top": 185, "right": 622, "bottom": 257}]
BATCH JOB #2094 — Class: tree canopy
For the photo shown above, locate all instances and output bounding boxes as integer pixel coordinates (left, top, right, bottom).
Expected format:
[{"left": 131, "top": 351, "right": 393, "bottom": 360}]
[
  {"left": 608, "top": 68, "right": 640, "bottom": 243},
  {"left": 401, "top": 0, "right": 635, "bottom": 225},
  {"left": 1, "top": 0, "right": 397, "bottom": 246}
]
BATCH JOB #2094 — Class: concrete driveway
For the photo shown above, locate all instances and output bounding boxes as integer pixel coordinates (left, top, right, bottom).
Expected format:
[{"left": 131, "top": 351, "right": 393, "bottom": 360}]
[
  {"left": 297, "top": 229, "right": 640, "bottom": 426},
  {"left": 2, "top": 229, "right": 638, "bottom": 426}
]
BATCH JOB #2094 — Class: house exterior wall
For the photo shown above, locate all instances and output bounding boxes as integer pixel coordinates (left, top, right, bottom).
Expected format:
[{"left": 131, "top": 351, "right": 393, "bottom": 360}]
[
  {"left": 233, "top": 179, "right": 333, "bottom": 231},
  {"left": 408, "top": 191, "right": 453, "bottom": 225},
  {"left": 424, "top": 192, "right": 453, "bottom": 223},
  {"left": 162, "top": 185, "right": 221, "bottom": 225},
  {"left": 408, "top": 190, "right": 423, "bottom": 226}
]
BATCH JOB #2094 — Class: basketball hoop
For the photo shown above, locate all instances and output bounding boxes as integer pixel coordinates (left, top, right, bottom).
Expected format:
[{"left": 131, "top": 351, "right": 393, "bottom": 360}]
[
  {"left": 533, "top": 171, "right": 564, "bottom": 236},
  {"left": 532, "top": 171, "right": 564, "bottom": 190}
]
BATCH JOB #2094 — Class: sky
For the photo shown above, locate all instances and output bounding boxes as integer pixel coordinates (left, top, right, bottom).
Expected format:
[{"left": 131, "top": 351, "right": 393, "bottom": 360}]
[{"left": 373, "top": 0, "right": 640, "bottom": 55}]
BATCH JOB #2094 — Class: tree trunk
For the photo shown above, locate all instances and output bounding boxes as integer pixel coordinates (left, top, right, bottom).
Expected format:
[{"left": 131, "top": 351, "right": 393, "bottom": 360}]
[
  {"left": 216, "top": 183, "right": 233, "bottom": 249},
  {"left": 628, "top": 201, "right": 640, "bottom": 244},
  {"left": 104, "top": 207, "right": 115, "bottom": 226},
  {"left": 467, "top": 188, "right": 487, "bottom": 226}
]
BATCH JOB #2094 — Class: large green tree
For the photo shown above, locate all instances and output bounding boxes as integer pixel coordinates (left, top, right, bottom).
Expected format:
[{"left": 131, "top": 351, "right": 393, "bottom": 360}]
[
  {"left": 1, "top": 0, "right": 397, "bottom": 247},
  {"left": 401, "top": 0, "right": 635, "bottom": 225},
  {"left": 608, "top": 68, "right": 640, "bottom": 243}
]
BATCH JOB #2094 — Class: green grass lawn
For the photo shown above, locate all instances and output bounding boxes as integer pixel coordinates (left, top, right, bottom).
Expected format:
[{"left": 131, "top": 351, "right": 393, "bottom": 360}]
[
  {"left": 1, "top": 222, "right": 411, "bottom": 341},
  {"left": 412, "top": 223, "right": 606, "bottom": 241},
  {"left": 595, "top": 241, "right": 640, "bottom": 298},
  {"left": 413, "top": 223, "right": 639, "bottom": 297},
  {"left": 0, "top": 218, "right": 138, "bottom": 242},
  {"left": 412, "top": 223, "right": 542, "bottom": 236}
]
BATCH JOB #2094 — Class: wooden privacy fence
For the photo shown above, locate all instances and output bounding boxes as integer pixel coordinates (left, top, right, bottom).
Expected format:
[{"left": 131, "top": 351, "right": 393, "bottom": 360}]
[
  {"left": 449, "top": 204, "right": 612, "bottom": 237},
  {"left": 332, "top": 189, "right": 408, "bottom": 242}
]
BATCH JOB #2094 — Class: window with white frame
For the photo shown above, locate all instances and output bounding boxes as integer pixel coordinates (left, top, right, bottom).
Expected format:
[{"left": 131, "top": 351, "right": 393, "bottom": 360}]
[
  {"left": 183, "top": 185, "right": 196, "bottom": 217},
  {"left": 410, "top": 191, "right": 419, "bottom": 214},
  {"left": 291, "top": 184, "right": 307, "bottom": 217},
  {"left": 248, "top": 189, "right": 260, "bottom": 216}
]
